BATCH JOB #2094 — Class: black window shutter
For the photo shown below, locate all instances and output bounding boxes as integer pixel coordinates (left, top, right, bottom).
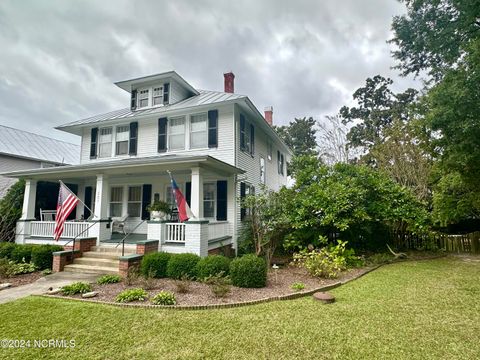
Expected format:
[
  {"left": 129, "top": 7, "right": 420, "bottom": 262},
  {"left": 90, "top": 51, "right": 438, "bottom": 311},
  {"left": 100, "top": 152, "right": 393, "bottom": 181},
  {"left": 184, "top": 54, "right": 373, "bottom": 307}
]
[
  {"left": 240, "top": 182, "right": 246, "bottom": 221},
  {"left": 216, "top": 180, "right": 227, "bottom": 221},
  {"left": 84, "top": 186, "right": 93, "bottom": 219},
  {"left": 90, "top": 128, "right": 98, "bottom": 159},
  {"left": 129, "top": 122, "right": 138, "bottom": 155},
  {"left": 163, "top": 83, "right": 170, "bottom": 105},
  {"left": 250, "top": 124, "right": 255, "bottom": 155},
  {"left": 158, "top": 117, "right": 168, "bottom": 152},
  {"left": 208, "top": 110, "right": 218, "bottom": 148},
  {"left": 141, "top": 184, "right": 152, "bottom": 220},
  {"left": 240, "top": 114, "right": 245, "bottom": 150},
  {"left": 131, "top": 89, "right": 137, "bottom": 110},
  {"left": 185, "top": 182, "right": 191, "bottom": 206}
]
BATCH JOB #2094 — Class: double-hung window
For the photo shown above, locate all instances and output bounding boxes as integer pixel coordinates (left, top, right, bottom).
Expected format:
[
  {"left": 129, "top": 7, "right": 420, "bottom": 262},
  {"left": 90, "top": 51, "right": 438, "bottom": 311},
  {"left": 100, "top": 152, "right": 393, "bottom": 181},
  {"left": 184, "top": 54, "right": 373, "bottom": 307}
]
[
  {"left": 152, "top": 87, "right": 163, "bottom": 106},
  {"left": 190, "top": 113, "right": 207, "bottom": 149},
  {"left": 169, "top": 116, "right": 185, "bottom": 150},
  {"left": 203, "top": 183, "right": 215, "bottom": 218},
  {"left": 110, "top": 187, "right": 123, "bottom": 217},
  {"left": 138, "top": 89, "right": 149, "bottom": 108},
  {"left": 127, "top": 186, "right": 142, "bottom": 217},
  {"left": 99, "top": 127, "right": 113, "bottom": 158},
  {"left": 115, "top": 125, "right": 129, "bottom": 155}
]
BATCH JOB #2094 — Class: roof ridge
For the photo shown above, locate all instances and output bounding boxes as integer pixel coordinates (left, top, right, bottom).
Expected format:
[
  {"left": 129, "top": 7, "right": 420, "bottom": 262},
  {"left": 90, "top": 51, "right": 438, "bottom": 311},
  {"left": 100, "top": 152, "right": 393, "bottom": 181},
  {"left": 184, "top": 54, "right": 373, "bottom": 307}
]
[{"left": 0, "top": 124, "right": 80, "bottom": 147}]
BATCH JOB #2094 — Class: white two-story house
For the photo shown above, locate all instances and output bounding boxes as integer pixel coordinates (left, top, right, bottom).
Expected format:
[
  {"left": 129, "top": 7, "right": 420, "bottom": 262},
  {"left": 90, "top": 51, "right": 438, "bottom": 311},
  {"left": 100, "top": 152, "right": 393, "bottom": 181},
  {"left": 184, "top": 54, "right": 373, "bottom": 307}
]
[{"left": 5, "top": 71, "right": 291, "bottom": 258}]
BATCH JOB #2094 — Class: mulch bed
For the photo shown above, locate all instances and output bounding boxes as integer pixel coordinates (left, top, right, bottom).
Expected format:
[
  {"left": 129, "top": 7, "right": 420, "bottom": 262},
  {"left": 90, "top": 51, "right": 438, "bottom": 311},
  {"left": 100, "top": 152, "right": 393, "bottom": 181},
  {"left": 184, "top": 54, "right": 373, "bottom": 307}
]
[
  {"left": 0, "top": 271, "right": 44, "bottom": 288},
  {"left": 51, "top": 265, "right": 371, "bottom": 306}
]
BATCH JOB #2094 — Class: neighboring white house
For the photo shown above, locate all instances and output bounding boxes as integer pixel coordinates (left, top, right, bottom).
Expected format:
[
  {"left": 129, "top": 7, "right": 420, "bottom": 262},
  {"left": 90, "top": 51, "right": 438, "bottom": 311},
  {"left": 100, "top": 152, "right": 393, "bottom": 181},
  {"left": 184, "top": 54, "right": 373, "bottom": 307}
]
[
  {"left": 3, "top": 71, "right": 292, "bottom": 257},
  {"left": 0, "top": 125, "right": 80, "bottom": 198}
]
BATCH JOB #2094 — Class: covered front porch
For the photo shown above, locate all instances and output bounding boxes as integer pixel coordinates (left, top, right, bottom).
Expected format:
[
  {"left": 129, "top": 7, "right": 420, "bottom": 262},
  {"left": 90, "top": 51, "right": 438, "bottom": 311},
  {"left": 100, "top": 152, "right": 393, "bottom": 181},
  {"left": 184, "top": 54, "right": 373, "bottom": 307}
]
[{"left": 9, "top": 155, "right": 242, "bottom": 256}]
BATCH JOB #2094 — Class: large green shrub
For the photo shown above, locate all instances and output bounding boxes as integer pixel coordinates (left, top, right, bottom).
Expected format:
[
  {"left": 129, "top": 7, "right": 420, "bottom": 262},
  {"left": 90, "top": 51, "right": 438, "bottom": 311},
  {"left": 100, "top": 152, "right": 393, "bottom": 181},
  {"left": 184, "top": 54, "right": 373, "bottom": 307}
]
[
  {"left": 196, "top": 255, "right": 231, "bottom": 280},
  {"left": 141, "top": 252, "right": 171, "bottom": 278},
  {"left": 0, "top": 180, "right": 24, "bottom": 242},
  {"left": 166, "top": 253, "right": 200, "bottom": 280},
  {"left": 0, "top": 242, "right": 17, "bottom": 259},
  {"left": 31, "top": 245, "right": 64, "bottom": 270},
  {"left": 10, "top": 245, "right": 35, "bottom": 263},
  {"left": 230, "top": 254, "right": 267, "bottom": 288}
]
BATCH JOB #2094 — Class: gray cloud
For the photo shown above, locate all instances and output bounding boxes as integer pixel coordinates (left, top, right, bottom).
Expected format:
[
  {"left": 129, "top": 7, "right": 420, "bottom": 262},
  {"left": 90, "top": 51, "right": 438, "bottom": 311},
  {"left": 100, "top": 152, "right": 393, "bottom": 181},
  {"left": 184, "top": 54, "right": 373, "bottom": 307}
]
[{"left": 0, "top": 0, "right": 418, "bottom": 144}]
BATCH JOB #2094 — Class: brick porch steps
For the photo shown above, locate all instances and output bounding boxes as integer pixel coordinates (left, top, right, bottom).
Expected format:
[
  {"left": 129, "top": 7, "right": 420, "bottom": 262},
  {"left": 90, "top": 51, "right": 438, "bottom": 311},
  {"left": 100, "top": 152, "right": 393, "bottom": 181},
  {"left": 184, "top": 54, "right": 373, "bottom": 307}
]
[{"left": 63, "top": 263, "right": 119, "bottom": 275}]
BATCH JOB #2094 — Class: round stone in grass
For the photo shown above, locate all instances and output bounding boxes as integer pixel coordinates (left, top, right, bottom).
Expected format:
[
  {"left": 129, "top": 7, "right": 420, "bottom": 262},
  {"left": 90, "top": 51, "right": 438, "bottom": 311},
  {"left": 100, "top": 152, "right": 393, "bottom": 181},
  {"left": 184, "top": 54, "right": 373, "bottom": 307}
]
[{"left": 313, "top": 291, "right": 335, "bottom": 304}]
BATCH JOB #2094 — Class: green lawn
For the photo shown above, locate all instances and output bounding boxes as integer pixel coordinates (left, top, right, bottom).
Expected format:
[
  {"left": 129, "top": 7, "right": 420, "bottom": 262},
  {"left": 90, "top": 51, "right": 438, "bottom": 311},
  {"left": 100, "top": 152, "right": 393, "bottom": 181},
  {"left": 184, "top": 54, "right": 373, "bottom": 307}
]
[{"left": 1, "top": 256, "right": 479, "bottom": 359}]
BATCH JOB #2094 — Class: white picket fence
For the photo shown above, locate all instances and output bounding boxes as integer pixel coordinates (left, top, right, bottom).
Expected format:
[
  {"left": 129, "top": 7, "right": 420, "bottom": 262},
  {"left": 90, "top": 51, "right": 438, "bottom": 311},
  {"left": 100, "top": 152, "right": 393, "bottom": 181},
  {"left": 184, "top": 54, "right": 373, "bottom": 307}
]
[{"left": 30, "top": 221, "right": 91, "bottom": 239}]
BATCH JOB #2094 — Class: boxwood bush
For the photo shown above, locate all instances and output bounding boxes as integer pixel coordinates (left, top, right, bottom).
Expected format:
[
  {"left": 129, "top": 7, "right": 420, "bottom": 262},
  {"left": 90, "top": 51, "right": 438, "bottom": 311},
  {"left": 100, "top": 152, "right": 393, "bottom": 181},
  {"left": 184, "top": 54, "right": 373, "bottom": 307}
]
[
  {"left": 31, "top": 245, "right": 64, "bottom": 270},
  {"left": 230, "top": 254, "right": 267, "bottom": 288},
  {"left": 10, "top": 244, "right": 35, "bottom": 263},
  {"left": 0, "top": 242, "right": 17, "bottom": 260},
  {"left": 196, "top": 255, "right": 231, "bottom": 280},
  {"left": 141, "top": 252, "right": 171, "bottom": 278},
  {"left": 166, "top": 253, "right": 200, "bottom": 280}
]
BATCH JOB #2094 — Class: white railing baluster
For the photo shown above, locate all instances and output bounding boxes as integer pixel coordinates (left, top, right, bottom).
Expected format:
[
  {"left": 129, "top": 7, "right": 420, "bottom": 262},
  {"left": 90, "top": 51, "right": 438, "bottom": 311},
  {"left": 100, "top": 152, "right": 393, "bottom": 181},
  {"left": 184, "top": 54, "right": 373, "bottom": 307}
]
[
  {"left": 30, "top": 221, "right": 90, "bottom": 239},
  {"left": 165, "top": 223, "right": 186, "bottom": 243}
]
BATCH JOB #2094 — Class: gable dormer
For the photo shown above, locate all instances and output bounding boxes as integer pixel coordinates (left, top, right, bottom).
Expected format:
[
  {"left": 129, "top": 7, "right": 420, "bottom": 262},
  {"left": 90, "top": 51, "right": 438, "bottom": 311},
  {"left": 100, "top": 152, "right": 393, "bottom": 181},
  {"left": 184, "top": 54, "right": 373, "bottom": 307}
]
[{"left": 115, "top": 71, "right": 199, "bottom": 111}]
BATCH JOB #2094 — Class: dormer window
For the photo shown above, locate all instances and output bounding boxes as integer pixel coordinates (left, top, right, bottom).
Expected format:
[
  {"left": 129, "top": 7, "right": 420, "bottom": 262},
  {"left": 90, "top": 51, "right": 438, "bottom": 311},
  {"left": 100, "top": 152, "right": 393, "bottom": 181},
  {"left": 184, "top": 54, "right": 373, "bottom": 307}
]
[
  {"left": 138, "top": 89, "right": 149, "bottom": 108},
  {"left": 152, "top": 87, "right": 163, "bottom": 106}
]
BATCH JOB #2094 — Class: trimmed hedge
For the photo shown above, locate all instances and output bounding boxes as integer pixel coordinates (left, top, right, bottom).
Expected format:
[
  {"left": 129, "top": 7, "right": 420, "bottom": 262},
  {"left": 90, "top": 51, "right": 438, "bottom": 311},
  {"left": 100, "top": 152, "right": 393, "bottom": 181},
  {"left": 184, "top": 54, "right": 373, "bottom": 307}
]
[
  {"left": 166, "top": 253, "right": 200, "bottom": 280},
  {"left": 230, "top": 254, "right": 267, "bottom": 288},
  {"left": 31, "top": 245, "right": 64, "bottom": 270},
  {"left": 196, "top": 255, "right": 231, "bottom": 280},
  {"left": 0, "top": 242, "right": 17, "bottom": 260},
  {"left": 141, "top": 252, "right": 171, "bottom": 278},
  {"left": 10, "top": 244, "right": 35, "bottom": 263}
]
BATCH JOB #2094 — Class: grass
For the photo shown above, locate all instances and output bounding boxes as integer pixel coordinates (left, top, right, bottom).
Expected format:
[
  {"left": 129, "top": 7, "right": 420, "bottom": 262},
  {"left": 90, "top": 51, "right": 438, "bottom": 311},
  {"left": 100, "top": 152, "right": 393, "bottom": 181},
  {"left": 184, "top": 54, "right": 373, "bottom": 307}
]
[{"left": 0, "top": 256, "right": 479, "bottom": 359}]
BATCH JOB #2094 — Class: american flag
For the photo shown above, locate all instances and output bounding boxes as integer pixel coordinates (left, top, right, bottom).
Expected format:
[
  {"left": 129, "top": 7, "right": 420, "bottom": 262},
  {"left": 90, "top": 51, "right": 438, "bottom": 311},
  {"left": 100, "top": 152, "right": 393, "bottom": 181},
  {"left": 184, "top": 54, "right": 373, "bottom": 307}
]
[{"left": 53, "top": 182, "right": 80, "bottom": 240}]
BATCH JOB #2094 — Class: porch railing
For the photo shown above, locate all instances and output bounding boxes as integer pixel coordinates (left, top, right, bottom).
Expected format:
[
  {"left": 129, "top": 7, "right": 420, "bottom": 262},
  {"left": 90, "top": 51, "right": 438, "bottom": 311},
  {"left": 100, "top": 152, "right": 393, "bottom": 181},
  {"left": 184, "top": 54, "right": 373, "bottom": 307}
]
[
  {"left": 208, "top": 221, "right": 231, "bottom": 240},
  {"left": 30, "top": 221, "right": 91, "bottom": 239},
  {"left": 165, "top": 223, "right": 186, "bottom": 243}
]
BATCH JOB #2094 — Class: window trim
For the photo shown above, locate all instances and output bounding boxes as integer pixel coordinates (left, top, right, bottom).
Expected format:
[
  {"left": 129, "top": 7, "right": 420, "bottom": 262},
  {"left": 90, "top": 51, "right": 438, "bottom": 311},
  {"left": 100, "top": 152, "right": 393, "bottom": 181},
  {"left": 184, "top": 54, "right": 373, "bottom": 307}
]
[
  {"left": 137, "top": 89, "right": 150, "bottom": 109},
  {"left": 127, "top": 185, "right": 142, "bottom": 218},
  {"left": 115, "top": 125, "right": 130, "bottom": 156},
  {"left": 189, "top": 112, "right": 208, "bottom": 150},
  {"left": 98, "top": 127, "right": 113, "bottom": 158},
  {"left": 168, "top": 116, "right": 186, "bottom": 151},
  {"left": 109, "top": 186, "right": 124, "bottom": 217},
  {"left": 152, "top": 86, "right": 164, "bottom": 106},
  {"left": 203, "top": 182, "right": 216, "bottom": 219}
]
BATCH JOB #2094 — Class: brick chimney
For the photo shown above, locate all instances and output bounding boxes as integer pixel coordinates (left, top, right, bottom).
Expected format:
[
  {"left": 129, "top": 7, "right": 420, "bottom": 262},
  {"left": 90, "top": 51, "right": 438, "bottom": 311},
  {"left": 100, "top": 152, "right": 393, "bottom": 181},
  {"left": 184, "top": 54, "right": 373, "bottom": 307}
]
[
  {"left": 264, "top": 106, "right": 273, "bottom": 126},
  {"left": 224, "top": 72, "right": 235, "bottom": 93}
]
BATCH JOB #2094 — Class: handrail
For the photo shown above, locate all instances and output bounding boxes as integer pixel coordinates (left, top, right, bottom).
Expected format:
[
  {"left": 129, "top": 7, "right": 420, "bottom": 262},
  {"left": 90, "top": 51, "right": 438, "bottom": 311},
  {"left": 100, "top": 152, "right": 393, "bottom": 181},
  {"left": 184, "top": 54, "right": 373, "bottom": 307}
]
[
  {"left": 115, "top": 220, "right": 147, "bottom": 256},
  {"left": 62, "top": 219, "right": 101, "bottom": 255}
]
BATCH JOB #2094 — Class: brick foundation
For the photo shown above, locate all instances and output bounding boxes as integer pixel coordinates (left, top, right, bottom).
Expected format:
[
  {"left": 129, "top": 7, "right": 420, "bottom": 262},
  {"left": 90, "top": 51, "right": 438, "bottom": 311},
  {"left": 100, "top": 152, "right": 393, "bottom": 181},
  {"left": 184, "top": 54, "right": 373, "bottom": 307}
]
[
  {"left": 52, "top": 250, "right": 80, "bottom": 272},
  {"left": 119, "top": 254, "right": 143, "bottom": 277},
  {"left": 135, "top": 240, "right": 159, "bottom": 255},
  {"left": 63, "top": 237, "right": 96, "bottom": 254}
]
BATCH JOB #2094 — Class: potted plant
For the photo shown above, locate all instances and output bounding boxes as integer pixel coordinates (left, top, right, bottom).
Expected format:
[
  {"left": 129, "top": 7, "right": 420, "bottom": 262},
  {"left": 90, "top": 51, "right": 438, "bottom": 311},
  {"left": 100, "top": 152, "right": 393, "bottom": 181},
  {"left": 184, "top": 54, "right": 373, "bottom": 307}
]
[{"left": 146, "top": 200, "right": 171, "bottom": 221}]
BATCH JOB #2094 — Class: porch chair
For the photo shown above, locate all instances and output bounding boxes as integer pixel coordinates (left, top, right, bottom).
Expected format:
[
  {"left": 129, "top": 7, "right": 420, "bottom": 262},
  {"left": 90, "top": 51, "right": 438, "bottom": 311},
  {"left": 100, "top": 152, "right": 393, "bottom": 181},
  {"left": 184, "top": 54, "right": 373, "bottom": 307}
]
[
  {"left": 111, "top": 214, "right": 129, "bottom": 234},
  {"left": 40, "top": 209, "right": 56, "bottom": 221}
]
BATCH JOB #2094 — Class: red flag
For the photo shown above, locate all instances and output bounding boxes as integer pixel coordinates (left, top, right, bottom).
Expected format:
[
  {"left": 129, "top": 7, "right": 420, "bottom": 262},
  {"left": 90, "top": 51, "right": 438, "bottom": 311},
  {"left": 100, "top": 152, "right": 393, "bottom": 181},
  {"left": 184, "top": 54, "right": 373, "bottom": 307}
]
[
  {"left": 169, "top": 174, "right": 195, "bottom": 222},
  {"left": 53, "top": 182, "right": 79, "bottom": 240}
]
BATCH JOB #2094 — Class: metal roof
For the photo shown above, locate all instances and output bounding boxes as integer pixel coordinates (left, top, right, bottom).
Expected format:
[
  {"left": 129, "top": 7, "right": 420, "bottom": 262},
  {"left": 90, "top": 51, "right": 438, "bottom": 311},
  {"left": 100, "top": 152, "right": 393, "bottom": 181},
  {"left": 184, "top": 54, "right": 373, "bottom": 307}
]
[
  {"left": 0, "top": 125, "right": 80, "bottom": 164},
  {"left": 57, "top": 90, "right": 246, "bottom": 130},
  {"left": 115, "top": 71, "right": 199, "bottom": 95}
]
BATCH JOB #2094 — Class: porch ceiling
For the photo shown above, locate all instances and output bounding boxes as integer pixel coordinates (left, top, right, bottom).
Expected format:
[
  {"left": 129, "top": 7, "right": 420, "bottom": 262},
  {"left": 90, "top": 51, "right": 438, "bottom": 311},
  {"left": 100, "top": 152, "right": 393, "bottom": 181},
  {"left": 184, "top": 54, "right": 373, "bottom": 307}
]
[{"left": 0, "top": 155, "right": 244, "bottom": 181}]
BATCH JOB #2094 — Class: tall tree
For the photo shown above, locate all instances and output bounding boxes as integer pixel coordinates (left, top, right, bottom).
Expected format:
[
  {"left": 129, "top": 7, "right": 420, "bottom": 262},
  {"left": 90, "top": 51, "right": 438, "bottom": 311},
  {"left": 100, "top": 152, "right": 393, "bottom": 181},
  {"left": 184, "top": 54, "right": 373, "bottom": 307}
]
[
  {"left": 339, "top": 75, "right": 418, "bottom": 159},
  {"left": 317, "top": 115, "right": 351, "bottom": 165},
  {"left": 275, "top": 117, "right": 318, "bottom": 158},
  {"left": 390, "top": 0, "right": 480, "bottom": 81}
]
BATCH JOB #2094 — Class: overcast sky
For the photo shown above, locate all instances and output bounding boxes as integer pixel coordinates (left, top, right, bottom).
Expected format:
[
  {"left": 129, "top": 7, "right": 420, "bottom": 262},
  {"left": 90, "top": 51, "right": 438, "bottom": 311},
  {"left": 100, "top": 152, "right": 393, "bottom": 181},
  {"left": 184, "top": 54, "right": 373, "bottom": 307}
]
[{"left": 0, "top": 0, "right": 418, "bottom": 144}]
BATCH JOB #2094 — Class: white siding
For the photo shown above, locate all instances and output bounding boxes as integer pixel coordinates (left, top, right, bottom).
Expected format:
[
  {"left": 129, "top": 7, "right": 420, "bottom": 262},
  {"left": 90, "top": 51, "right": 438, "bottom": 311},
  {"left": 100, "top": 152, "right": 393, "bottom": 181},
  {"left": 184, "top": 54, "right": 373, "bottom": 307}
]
[
  {"left": 170, "top": 80, "right": 191, "bottom": 104},
  {"left": 80, "top": 104, "right": 235, "bottom": 165},
  {"left": 0, "top": 155, "right": 42, "bottom": 198}
]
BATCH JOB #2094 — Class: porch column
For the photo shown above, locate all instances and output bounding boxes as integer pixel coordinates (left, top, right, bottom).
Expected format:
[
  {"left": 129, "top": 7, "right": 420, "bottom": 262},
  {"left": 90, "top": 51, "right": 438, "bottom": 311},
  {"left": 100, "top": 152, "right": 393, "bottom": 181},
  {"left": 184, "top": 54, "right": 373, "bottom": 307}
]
[
  {"left": 90, "top": 174, "right": 110, "bottom": 245},
  {"left": 76, "top": 183, "right": 85, "bottom": 220},
  {"left": 20, "top": 179, "right": 37, "bottom": 220},
  {"left": 190, "top": 167, "right": 204, "bottom": 219}
]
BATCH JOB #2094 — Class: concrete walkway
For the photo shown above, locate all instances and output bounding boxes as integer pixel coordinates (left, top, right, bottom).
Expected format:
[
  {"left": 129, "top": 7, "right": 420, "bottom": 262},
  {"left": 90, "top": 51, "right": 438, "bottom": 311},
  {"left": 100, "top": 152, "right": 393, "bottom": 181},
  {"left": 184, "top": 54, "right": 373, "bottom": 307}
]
[{"left": 0, "top": 272, "right": 98, "bottom": 304}]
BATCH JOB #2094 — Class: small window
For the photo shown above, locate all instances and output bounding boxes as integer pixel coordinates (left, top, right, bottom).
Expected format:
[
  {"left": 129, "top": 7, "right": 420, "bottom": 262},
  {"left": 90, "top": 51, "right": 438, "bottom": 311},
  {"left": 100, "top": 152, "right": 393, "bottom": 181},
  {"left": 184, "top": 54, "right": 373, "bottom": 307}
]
[
  {"left": 115, "top": 125, "right": 129, "bottom": 155},
  {"left": 138, "top": 89, "right": 149, "bottom": 108},
  {"left": 152, "top": 87, "right": 163, "bottom": 106},
  {"left": 267, "top": 142, "right": 273, "bottom": 161},
  {"left": 190, "top": 113, "right": 207, "bottom": 149},
  {"left": 110, "top": 187, "right": 123, "bottom": 217},
  {"left": 99, "top": 127, "right": 113, "bottom": 158},
  {"left": 169, "top": 116, "right": 185, "bottom": 150},
  {"left": 260, "top": 157, "right": 265, "bottom": 184},
  {"left": 127, "top": 186, "right": 142, "bottom": 217},
  {"left": 203, "top": 183, "right": 216, "bottom": 218}
]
